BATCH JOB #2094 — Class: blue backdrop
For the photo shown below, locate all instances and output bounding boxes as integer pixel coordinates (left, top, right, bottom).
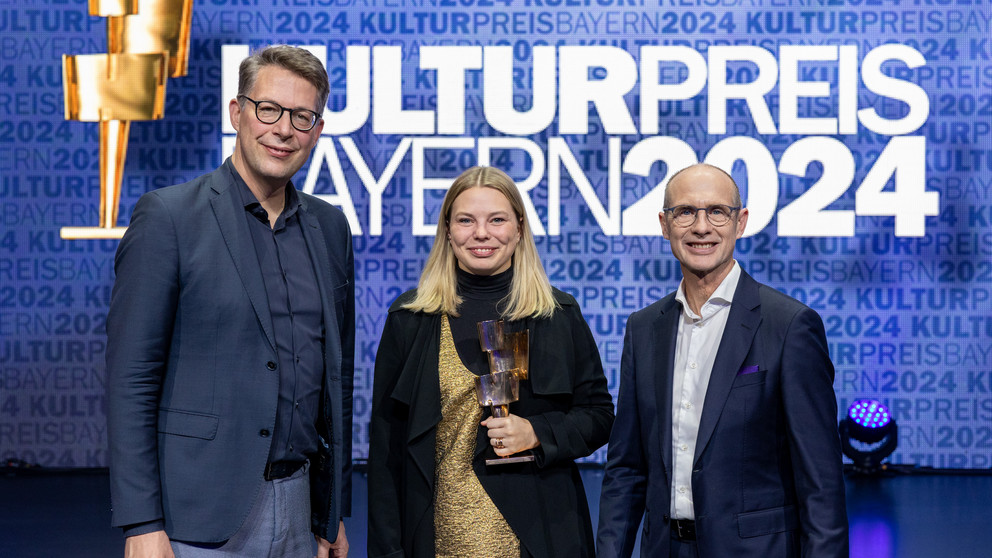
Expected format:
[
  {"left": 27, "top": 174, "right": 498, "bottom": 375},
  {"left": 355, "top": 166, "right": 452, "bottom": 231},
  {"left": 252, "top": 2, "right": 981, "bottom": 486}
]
[{"left": 1, "top": 1, "right": 991, "bottom": 468}]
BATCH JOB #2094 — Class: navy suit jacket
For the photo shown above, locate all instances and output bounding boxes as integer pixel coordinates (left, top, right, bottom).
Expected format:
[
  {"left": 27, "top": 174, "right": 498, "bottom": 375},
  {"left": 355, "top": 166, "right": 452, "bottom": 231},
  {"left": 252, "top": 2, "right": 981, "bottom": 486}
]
[
  {"left": 107, "top": 161, "right": 354, "bottom": 542},
  {"left": 597, "top": 270, "right": 848, "bottom": 558}
]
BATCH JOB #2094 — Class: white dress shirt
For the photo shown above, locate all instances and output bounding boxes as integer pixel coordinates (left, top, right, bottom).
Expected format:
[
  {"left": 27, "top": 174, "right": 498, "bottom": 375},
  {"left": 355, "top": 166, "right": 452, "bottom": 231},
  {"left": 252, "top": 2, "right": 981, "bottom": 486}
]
[{"left": 670, "top": 262, "right": 741, "bottom": 520}]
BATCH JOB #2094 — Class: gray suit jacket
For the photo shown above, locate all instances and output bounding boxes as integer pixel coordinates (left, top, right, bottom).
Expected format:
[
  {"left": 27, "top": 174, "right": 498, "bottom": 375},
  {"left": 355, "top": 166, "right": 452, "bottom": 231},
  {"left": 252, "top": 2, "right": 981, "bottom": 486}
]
[
  {"left": 597, "top": 270, "right": 848, "bottom": 558},
  {"left": 107, "top": 161, "right": 354, "bottom": 542}
]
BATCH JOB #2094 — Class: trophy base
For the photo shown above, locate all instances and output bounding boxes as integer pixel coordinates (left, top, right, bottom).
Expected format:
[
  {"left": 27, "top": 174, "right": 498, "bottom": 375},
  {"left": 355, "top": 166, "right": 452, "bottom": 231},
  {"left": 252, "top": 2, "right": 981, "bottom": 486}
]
[
  {"left": 485, "top": 454, "right": 536, "bottom": 466},
  {"left": 61, "top": 226, "right": 128, "bottom": 240}
]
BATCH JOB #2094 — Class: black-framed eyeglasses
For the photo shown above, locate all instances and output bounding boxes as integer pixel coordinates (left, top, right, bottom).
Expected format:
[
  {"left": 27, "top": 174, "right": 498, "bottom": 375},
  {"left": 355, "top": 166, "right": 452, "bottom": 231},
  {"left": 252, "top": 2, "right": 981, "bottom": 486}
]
[
  {"left": 238, "top": 95, "right": 320, "bottom": 132},
  {"left": 663, "top": 204, "right": 741, "bottom": 227}
]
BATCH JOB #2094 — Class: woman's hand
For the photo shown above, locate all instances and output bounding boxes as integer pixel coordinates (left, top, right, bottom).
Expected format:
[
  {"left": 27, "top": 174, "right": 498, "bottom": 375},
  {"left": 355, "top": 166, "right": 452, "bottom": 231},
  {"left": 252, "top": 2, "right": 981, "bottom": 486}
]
[{"left": 482, "top": 414, "right": 541, "bottom": 456}]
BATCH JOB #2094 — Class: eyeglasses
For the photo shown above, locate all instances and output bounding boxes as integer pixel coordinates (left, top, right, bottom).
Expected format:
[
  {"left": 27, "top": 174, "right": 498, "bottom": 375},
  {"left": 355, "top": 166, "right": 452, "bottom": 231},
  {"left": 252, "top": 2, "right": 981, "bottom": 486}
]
[
  {"left": 663, "top": 204, "right": 741, "bottom": 227},
  {"left": 238, "top": 95, "right": 320, "bottom": 132}
]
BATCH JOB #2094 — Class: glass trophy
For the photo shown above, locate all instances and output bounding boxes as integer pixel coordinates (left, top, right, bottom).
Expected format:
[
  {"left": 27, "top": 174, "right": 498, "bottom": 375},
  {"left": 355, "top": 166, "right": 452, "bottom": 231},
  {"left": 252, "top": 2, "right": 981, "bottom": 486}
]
[{"left": 475, "top": 320, "right": 534, "bottom": 465}]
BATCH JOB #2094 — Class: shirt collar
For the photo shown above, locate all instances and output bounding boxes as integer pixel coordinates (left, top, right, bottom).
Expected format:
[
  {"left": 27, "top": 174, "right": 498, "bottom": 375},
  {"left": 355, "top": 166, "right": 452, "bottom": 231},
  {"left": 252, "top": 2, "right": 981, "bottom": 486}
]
[
  {"left": 226, "top": 158, "right": 302, "bottom": 225},
  {"left": 675, "top": 260, "right": 741, "bottom": 320}
]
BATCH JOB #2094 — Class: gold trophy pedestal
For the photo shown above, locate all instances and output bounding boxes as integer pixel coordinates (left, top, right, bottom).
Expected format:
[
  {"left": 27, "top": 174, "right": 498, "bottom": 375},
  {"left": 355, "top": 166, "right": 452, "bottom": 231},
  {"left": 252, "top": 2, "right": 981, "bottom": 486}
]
[{"left": 60, "top": 227, "right": 129, "bottom": 240}]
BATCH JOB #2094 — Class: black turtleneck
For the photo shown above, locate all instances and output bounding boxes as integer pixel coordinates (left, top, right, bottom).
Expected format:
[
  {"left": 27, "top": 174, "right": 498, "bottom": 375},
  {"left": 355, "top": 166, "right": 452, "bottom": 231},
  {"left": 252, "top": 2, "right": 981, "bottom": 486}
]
[{"left": 448, "top": 266, "right": 514, "bottom": 376}]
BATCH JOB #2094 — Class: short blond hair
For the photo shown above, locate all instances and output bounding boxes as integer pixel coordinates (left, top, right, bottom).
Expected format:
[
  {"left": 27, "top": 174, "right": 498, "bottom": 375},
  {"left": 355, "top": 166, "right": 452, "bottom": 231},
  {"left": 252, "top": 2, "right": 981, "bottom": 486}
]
[{"left": 403, "top": 166, "right": 558, "bottom": 320}]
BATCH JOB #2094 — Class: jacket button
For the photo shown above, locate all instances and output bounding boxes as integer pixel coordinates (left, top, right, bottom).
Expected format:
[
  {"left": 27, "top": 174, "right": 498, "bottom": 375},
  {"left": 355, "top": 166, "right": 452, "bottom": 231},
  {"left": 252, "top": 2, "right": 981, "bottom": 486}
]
[
  {"left": 266, "top": 361, "right": 277, "bottom": 371},
  {"left": 259, "top": 429, "right": 270, "bottom": 437}
]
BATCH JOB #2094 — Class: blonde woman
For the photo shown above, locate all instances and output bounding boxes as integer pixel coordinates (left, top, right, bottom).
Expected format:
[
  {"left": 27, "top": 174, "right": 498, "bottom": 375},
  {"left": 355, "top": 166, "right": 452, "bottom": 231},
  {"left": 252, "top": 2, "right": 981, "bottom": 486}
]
[{"left": 368, "top": 166, "right": 614, "bottom": 558}]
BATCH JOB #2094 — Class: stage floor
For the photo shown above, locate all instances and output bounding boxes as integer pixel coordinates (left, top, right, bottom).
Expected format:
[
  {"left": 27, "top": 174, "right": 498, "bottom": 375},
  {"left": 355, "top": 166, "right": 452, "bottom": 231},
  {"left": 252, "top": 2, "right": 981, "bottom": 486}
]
[{"left": 2, "top": 466, "right": 990, "bottom": 557}]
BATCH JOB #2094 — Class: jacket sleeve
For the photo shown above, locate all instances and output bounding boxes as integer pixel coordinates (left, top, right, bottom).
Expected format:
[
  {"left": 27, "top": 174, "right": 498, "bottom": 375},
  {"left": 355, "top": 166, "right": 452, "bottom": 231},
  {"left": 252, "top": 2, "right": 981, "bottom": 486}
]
[
  {"left": 527, "top": 301, "right": 615, "bottom": 467},
  {"left": 106, "top": 191, "right": 179, "bottom": 530},
  {"left": 781, "top": 307, "right": 850, "bottom": 558},
  {"left": 366, "top": 309, "right": 411, "bottom": 558},
  {"left": 595, "top": 314, "right": 648, "bottom": 558}
]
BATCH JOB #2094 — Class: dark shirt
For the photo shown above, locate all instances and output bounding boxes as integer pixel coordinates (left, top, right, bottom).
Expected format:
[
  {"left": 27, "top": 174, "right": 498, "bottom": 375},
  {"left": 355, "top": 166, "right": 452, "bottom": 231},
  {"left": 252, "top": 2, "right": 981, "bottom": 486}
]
[
  {"left": 233, "top": 161, "right": 323, "bottom": 466},
  {"left": 448, "top": 266, "right": 516, "bottom": 376}
]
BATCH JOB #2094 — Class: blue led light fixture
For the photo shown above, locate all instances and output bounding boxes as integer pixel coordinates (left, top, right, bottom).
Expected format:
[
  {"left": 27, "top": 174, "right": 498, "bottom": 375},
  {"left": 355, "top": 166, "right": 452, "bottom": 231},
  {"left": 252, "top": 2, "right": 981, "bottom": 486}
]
[{"left": 840, "top": 399, "right": 898, "bottom": 474}]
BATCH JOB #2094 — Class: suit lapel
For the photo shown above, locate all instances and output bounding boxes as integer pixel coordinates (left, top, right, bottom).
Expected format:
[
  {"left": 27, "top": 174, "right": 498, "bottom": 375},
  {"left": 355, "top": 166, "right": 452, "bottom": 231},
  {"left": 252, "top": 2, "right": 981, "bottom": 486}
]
[
  {"left": 209, "top": 173, "right": 276, "bottom": 351},
  {"left": 693, "top": 272, "right": 762, "bottom": 464},
  {"left": 654, "top": 297, "right": 680, "bottom": 483},
  {"left": 297, "top": 202, "right": 337, "bottom": 335}
]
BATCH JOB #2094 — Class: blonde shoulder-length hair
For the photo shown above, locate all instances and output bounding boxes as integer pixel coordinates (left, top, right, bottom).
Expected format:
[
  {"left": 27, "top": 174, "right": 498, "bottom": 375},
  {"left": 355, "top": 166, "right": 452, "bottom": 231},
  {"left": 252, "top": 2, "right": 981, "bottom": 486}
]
[{"left": 402, "top": 166, "right": 558, "bottom": 320}]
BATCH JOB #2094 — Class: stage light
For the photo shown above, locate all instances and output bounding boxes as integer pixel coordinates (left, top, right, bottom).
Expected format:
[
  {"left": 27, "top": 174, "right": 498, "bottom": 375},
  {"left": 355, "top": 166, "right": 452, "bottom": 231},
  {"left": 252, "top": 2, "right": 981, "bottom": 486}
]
[{"left": 839, "top": 399, "right": 898, "bottom": 474}]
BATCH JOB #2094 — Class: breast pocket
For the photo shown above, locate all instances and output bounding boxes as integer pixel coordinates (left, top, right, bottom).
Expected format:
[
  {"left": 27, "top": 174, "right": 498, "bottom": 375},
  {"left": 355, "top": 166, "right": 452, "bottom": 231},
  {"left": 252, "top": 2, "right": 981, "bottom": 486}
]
[{"left": 732, "top": 368, "right": 767, "bottom": 388}]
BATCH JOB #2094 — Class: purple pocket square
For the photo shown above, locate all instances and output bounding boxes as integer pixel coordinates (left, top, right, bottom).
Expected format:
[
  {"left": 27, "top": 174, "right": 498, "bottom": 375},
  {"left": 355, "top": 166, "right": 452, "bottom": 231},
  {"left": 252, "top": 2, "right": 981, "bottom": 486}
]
[{"left": 737, "top": 365, "right": 760, "bottom": 376}]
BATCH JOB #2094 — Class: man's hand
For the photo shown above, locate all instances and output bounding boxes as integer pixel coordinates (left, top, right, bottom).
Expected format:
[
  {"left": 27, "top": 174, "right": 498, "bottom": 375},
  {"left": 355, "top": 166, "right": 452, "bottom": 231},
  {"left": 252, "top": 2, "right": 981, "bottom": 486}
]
[
  {"left": 124, "top": 530, "right": 174, "bottom": 558},
  {"left": 316, "top": 521, "right": 348, "bottom": 558}
]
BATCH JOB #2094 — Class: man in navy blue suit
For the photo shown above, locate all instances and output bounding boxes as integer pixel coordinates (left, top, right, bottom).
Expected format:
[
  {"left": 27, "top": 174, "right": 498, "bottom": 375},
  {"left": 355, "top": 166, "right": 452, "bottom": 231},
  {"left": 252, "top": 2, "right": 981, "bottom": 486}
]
[
  {"left": 107, "top": 45, "right": 354, "bottom": 558},
  {"left": 596, "top": 163, "right": 848, "bottom": 558}
]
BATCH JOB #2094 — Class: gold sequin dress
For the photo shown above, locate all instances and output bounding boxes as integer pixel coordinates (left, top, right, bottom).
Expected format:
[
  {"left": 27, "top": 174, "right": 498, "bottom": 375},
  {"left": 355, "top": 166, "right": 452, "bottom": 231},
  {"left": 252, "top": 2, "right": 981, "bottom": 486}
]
[{"left": 434, "top": 316, "right": 520, "bottom": 558}]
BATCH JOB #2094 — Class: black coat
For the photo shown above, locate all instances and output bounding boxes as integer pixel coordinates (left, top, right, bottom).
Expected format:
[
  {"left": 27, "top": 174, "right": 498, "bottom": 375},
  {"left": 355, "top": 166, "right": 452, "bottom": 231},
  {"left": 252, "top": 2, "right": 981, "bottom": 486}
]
[{"left": 368, "top": 288, "right": 615, "bottom": 558}]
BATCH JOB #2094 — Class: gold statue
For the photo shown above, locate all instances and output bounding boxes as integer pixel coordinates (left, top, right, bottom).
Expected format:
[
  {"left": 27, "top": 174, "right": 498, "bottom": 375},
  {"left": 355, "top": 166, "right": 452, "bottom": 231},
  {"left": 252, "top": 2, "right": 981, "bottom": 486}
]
[{"left": 61, "top": 0, "right": 193, "bottom": 239}]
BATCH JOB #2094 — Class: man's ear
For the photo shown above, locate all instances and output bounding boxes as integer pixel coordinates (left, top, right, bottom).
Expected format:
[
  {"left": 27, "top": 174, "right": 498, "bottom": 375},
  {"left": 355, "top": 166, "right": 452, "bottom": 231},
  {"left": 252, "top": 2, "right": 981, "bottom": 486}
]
[
  {"left": 305, "top": 118, "right": 324, "bottom": 150},
  {"left": 735, "top": 208, "right": 749, "bottom": 240},
  {"left": 229, "top": 98, "right": 242, "bottom": 133}
]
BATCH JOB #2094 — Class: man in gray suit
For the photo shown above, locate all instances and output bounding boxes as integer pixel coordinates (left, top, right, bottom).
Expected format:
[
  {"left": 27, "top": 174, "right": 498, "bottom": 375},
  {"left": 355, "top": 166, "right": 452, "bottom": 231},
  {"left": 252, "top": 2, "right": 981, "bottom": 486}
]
[
  {"left": 107, "top": 45, "right": 354, "bottom": 558},
  {"left": 597, "top": 164, "right": 848, "bottom": 558}
]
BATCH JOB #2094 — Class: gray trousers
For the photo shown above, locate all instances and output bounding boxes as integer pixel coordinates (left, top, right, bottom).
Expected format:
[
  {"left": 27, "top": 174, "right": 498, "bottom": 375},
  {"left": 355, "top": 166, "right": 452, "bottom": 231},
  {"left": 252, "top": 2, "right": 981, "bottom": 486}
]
[{"left": 171, "top": 465, "right": 312, "bottom": 558}]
